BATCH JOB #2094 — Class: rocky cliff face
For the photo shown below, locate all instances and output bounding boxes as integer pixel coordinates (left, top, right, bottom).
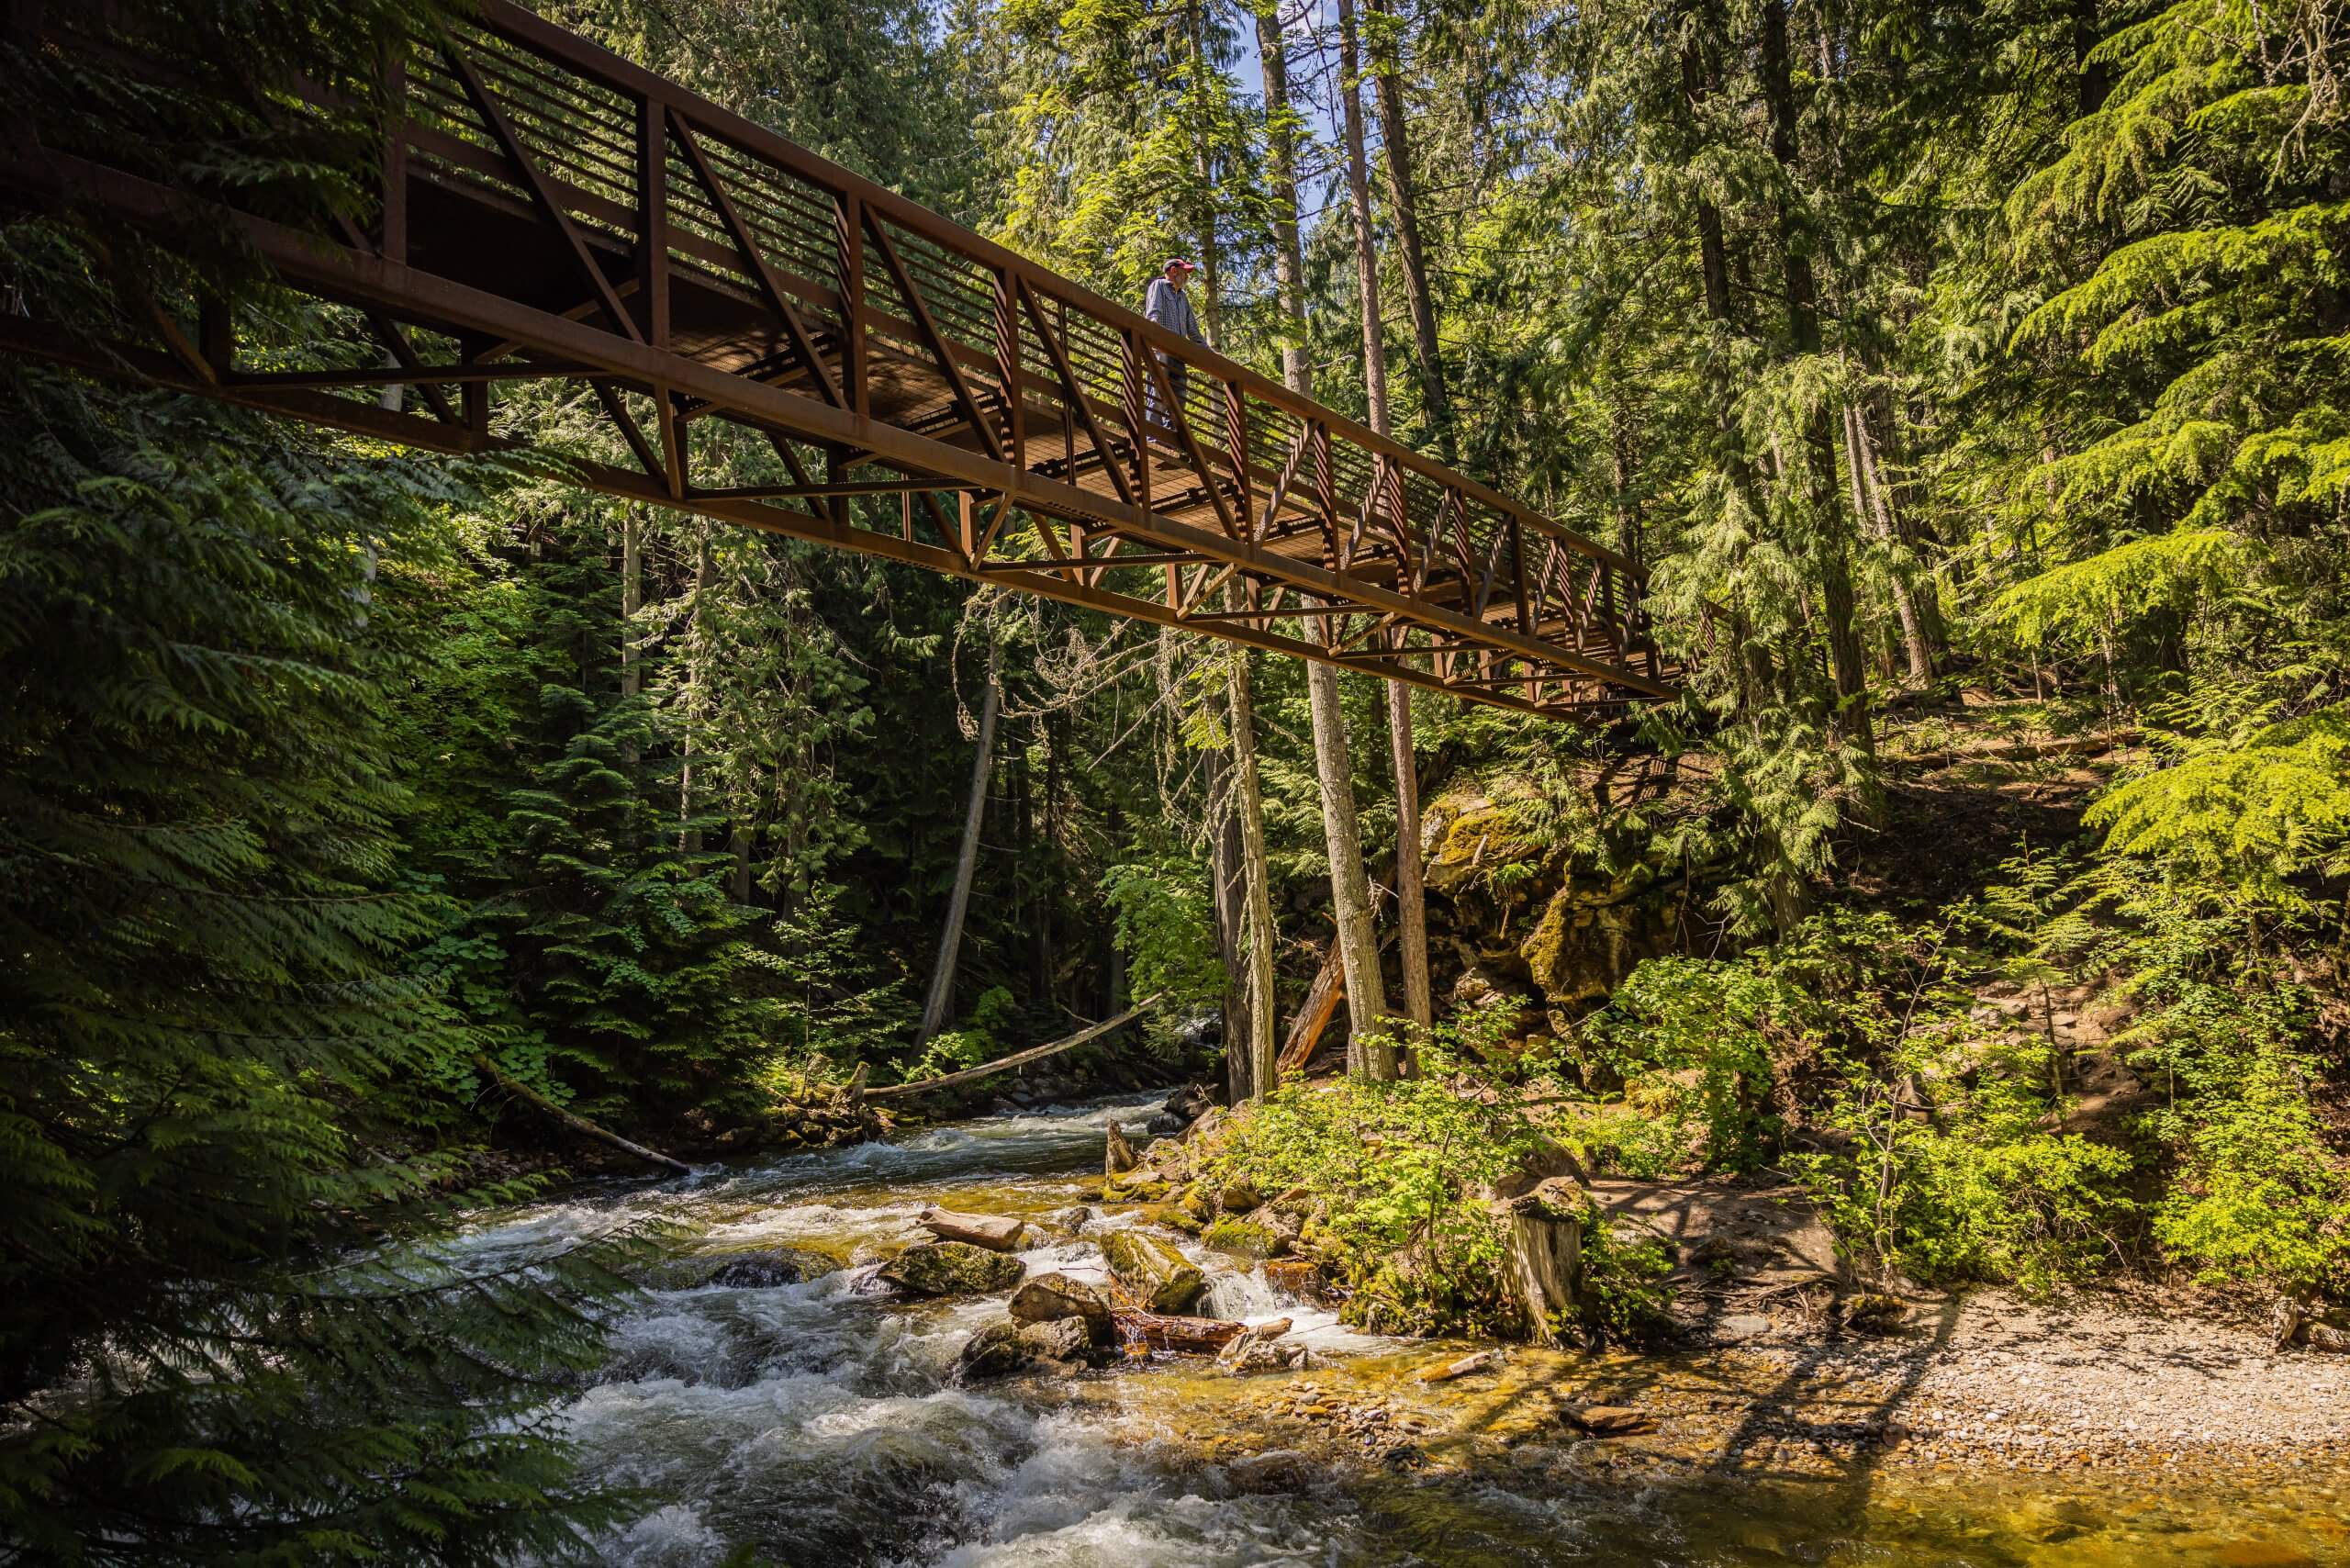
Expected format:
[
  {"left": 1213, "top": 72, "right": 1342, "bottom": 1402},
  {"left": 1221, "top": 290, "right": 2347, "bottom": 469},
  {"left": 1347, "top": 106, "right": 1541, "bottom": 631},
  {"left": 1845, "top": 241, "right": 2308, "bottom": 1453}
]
[{"left": 1418, "top": 766, "right": 1713, "bottom": 1037}]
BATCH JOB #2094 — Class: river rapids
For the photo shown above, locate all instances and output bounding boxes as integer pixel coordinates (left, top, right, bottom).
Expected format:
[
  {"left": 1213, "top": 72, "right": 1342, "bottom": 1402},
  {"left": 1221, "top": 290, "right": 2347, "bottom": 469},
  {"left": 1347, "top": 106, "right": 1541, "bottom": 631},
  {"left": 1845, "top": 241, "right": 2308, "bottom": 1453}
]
[{"left": 447, "top": 1092, "right": 2348, "bottom": 1567}]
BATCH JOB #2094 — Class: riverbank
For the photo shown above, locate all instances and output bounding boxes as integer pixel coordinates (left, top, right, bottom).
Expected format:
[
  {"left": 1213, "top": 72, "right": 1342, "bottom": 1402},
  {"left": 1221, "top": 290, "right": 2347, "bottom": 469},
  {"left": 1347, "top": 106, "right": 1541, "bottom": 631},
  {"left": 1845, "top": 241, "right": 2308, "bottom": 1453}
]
[{"left": 1109, "top": 1289, "right": 2350, "bottom": 1481}]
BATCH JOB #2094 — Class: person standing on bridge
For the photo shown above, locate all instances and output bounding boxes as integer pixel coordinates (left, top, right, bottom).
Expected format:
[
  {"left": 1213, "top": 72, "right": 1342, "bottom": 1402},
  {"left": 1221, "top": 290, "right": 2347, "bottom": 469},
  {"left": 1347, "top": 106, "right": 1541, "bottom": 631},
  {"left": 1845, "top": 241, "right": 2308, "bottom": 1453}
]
[{"left": 1143, "top": 257, "right": 1204, "bottom": 436}]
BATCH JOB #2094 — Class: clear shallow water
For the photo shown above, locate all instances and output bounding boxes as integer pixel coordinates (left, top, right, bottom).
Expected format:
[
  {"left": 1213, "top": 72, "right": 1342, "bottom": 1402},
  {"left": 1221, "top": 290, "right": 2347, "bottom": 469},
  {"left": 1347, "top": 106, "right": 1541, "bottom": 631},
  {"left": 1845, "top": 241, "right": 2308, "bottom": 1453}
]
[{"left": 455, "top": 1095, "right": 2350, "bottom": 1567}]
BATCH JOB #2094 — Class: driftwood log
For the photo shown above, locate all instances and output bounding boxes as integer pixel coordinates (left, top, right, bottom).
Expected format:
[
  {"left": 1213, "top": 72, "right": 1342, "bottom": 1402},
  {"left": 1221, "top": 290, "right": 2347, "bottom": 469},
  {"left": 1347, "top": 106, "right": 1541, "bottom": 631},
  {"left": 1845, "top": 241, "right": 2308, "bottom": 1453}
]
[
  {"left": 1113, "top": 1309, "right": 1251, "bottom": 1354},
  {"left": 1417, "top": 1350, "right": 1499, "bottom": 1383},
  {"left": 1214, "top": 1316, "right": 1292, "bottom": 1361},
  {"left": 917, "top": 1205, "right": 1026, "bottom": 1252},
  {"left": 2272, "top": 1297, "right": 2350, "bottom": 1352}
]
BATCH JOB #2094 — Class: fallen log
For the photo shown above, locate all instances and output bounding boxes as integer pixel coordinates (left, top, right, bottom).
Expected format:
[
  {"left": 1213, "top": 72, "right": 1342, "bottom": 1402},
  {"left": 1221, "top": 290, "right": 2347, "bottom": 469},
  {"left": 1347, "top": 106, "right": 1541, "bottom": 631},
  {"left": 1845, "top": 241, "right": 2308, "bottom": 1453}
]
[
  {"left": 1113, "top": 1308, "right": 1250, "bottom": 1354},
  {"left": 474, "top": 1054, "right": 692, "bottom": 1175},
  {"left": 1275, "top": 944, "right": 1344, "bottom": 1076},
  {"left": 866, "top": 994, "right": 1161, "bottom": 1100},
  {"left": 1214, "top": 1316, "right": 1292, "bottom": 1362},
  {"left": 918, "top": 1205, "right": 1026, "bottom": 1252},
  {"left": 1217, "top": 1317, "right": 1309, "bottom": 1372}
]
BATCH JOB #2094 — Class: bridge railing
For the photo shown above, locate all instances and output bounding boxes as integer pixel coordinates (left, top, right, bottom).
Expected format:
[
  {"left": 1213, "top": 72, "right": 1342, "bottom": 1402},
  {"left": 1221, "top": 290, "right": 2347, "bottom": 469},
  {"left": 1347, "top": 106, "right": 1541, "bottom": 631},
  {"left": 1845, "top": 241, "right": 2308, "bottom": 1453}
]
[{"left": 408, "top": 5, "right": 1666, "bottom": 698}]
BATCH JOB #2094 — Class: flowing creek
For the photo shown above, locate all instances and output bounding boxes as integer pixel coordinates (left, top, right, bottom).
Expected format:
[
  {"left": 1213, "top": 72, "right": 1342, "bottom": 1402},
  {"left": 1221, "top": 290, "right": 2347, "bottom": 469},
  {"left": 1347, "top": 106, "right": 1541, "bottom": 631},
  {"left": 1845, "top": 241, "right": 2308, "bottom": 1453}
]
[{"left": 451, "top": 1093, "right": 2349, "bottom": 1566}]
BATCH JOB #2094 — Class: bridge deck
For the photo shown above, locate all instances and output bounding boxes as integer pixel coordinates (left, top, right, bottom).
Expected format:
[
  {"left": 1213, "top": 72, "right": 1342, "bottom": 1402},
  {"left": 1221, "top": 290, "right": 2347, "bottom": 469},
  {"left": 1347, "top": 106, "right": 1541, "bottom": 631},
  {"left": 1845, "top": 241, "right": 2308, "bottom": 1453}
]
[{"left": 3, "top": 1, "right": 1674, "bottom": 719}]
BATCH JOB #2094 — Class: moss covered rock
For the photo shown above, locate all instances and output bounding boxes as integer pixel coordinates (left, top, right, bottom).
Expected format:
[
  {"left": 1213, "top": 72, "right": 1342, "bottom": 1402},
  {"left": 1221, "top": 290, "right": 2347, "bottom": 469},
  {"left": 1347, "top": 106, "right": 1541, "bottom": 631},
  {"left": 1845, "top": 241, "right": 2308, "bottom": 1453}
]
[
  {"left": 1517, "top": 865, "right": 1672, "bottom": 1009},
  {"left": 1103, "top": 1172, "right": 1170, "bottom": 1203},
  {"left": 878, "top": 1240, "right": 1025, "bottom": 1298},
  {"left": 1203, "top": 1217, "right": 1280, "bottom": 1260},
  {"left": 1102, "top": 1229, "right": 1205, "bottom": 1312},
  {"left": 639, "top": 1245, "right": 843, "bottom": 1292}
]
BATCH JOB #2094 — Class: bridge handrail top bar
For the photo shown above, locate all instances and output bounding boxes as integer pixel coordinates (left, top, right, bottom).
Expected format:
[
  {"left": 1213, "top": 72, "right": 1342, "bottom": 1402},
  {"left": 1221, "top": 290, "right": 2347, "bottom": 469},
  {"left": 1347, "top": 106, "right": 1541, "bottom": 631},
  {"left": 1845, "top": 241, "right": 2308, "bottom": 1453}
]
[{"left": 468, "top": 0, "right": 1642, "bottom": 583}]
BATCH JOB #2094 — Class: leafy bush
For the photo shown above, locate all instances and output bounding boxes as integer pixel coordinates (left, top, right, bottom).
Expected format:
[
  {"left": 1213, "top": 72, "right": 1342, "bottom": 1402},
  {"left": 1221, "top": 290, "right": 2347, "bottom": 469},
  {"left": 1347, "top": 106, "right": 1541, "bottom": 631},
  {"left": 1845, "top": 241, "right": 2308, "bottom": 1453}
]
[
  {"left": 1577, "top": 956, "right": 1804, "bottom": 1170},
  {"left": 1796, "top": 1025, "right": 2137, "bottom": 1293},
  {"left": 2151, "top": 1052, "right": 2350, "bottom": 1294},
  {"left": 1102, "top": 855, "right": 1225, "bottom": 1034},
  {"left": 1577, "top": 1209, "right": 1675, "bottom": 1346},
  {"left": 1206, "top": 1010, "right": 1556, "bottom": 1336},
  {"left": 896, "top": 985, "right": 1017, "bottom": 1082}
]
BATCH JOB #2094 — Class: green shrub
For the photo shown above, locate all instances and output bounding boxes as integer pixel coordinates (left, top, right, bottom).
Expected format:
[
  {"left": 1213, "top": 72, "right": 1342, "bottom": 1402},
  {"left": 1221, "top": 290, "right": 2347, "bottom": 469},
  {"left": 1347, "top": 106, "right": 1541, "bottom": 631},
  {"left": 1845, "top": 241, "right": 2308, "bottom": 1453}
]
[
  {"left": 1567, "top": 1100, "right": 1689, "bottom": 1180},
  {"left": 2151, "top": 1051, "right": 2350, "bottom": 1294},
  {"left": 1796, "top": 1025, "right": 2137, "bottom": 1292},
  {"left": 1576, "top": 956, "right": 1806, "bottom": 1171},
  {"left": 1205, "top": 1009, "right": 1556, "bottom": 1336},
  {"left": 1102, "top": 855, "right": 1225, "bottom": 1038},
  {"left": 1578, "top": 1209, "right": 1675, "bottom": 1346}
]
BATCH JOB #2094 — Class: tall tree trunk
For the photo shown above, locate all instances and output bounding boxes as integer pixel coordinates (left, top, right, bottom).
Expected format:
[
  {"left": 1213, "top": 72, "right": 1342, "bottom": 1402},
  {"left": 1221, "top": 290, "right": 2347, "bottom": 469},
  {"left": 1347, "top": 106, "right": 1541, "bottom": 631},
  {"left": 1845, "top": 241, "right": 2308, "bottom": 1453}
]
[
  {"left": 1860, "top": 384, "right": 1949, "bottom": 662},
  {"left": 1387, "top": 674, "right": 1430, "bottom": 1031},
  {"left": 1307, "top": 652, "right": 1396, "bottom": 1078},
  {"left": 1227, "top": 644, "right": 1279, "bottom": 1100},
  {"left": 1686, "top": 0, "right": 1807, "bottom": 931},
  {"left": 1265, "top": 0, "right": 1390, "bottom": 1077},
  {"left": 1335, "top": 0, "right": 1390, "bottom": 436},
  {"left": 1017, "top": 741, "right": 1052, "bottom": 1002},
  {"left": 2072, "top": 0, "right": 2111, "bottom": 115},
  {"left": 679, "top": 524, "right": 712, "bottom": 855},
  {"left": 1369, "top": 0, "right": 1453, "bottom": 465},
  {"left": 1207, "top": 742, "right": 1252, "bottom": 1101},
  {"left": 917, "top": 638, "right": 1001, "bottom": 1047},
  {"left": 1761, "top": 0, "right": 1873, "bottom": 759},
  {"left": 1842, "top": 401, "right": 1932, "bottom": 683},
  {"left": 1254, "top": 0, "right": 1311, "bottom": 397},
  {"left": 620, "top": 504, "right": 642, "bottom": 700},
  {"left": 1340, "top": 0, "right": 1428, "bottom": 1039}
]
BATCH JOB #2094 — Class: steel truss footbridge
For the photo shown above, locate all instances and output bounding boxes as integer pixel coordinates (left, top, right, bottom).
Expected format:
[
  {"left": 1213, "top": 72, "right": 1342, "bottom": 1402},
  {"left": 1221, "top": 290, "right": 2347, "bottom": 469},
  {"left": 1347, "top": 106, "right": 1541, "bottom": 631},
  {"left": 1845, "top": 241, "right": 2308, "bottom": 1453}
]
[{"left": 1, "top": 0, "right": 1676, "bottom": 720}]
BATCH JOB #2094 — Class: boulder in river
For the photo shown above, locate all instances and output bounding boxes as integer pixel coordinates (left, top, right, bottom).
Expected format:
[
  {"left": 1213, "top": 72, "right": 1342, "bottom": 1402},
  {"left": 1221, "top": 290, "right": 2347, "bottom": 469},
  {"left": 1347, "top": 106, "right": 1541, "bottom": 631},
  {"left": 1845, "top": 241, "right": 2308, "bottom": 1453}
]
[
  {"left": 878, "top": 1240, "right": 1025, "bottom": 1298},
  {"left": 952, "top": 1316, "right": 1102, "bottom": 1382},
  {"left": 1567, "top": 1404, "right": 1655, "bottom": 1437},
  {"left": 1044, "top": 1204, "right": 1096, "bottom": 1235},
  {"left": 708, "top": 1248, "right": 842, "bottom": 1289},
  {"left": 1163, "top": 1082, "right": 1215, "bottom": 1122},
  {"left": 1102, "top": 1231, "right": 1205, "bottom": 1313},
  {"left": 642, "top": 1245, "right": 841, "bottom": 1291},
  {"left": 1009, "top": 1271, "right": 1113, "bottom": 1338}
]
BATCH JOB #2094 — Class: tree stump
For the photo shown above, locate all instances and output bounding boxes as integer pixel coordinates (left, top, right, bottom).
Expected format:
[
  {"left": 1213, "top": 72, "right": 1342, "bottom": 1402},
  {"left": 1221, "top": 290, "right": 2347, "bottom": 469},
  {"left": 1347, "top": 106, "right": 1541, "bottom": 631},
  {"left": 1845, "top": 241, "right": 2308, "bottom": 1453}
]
[{"left": 1503, "top": 1178, "right": 1583, "bottom": 1348}]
